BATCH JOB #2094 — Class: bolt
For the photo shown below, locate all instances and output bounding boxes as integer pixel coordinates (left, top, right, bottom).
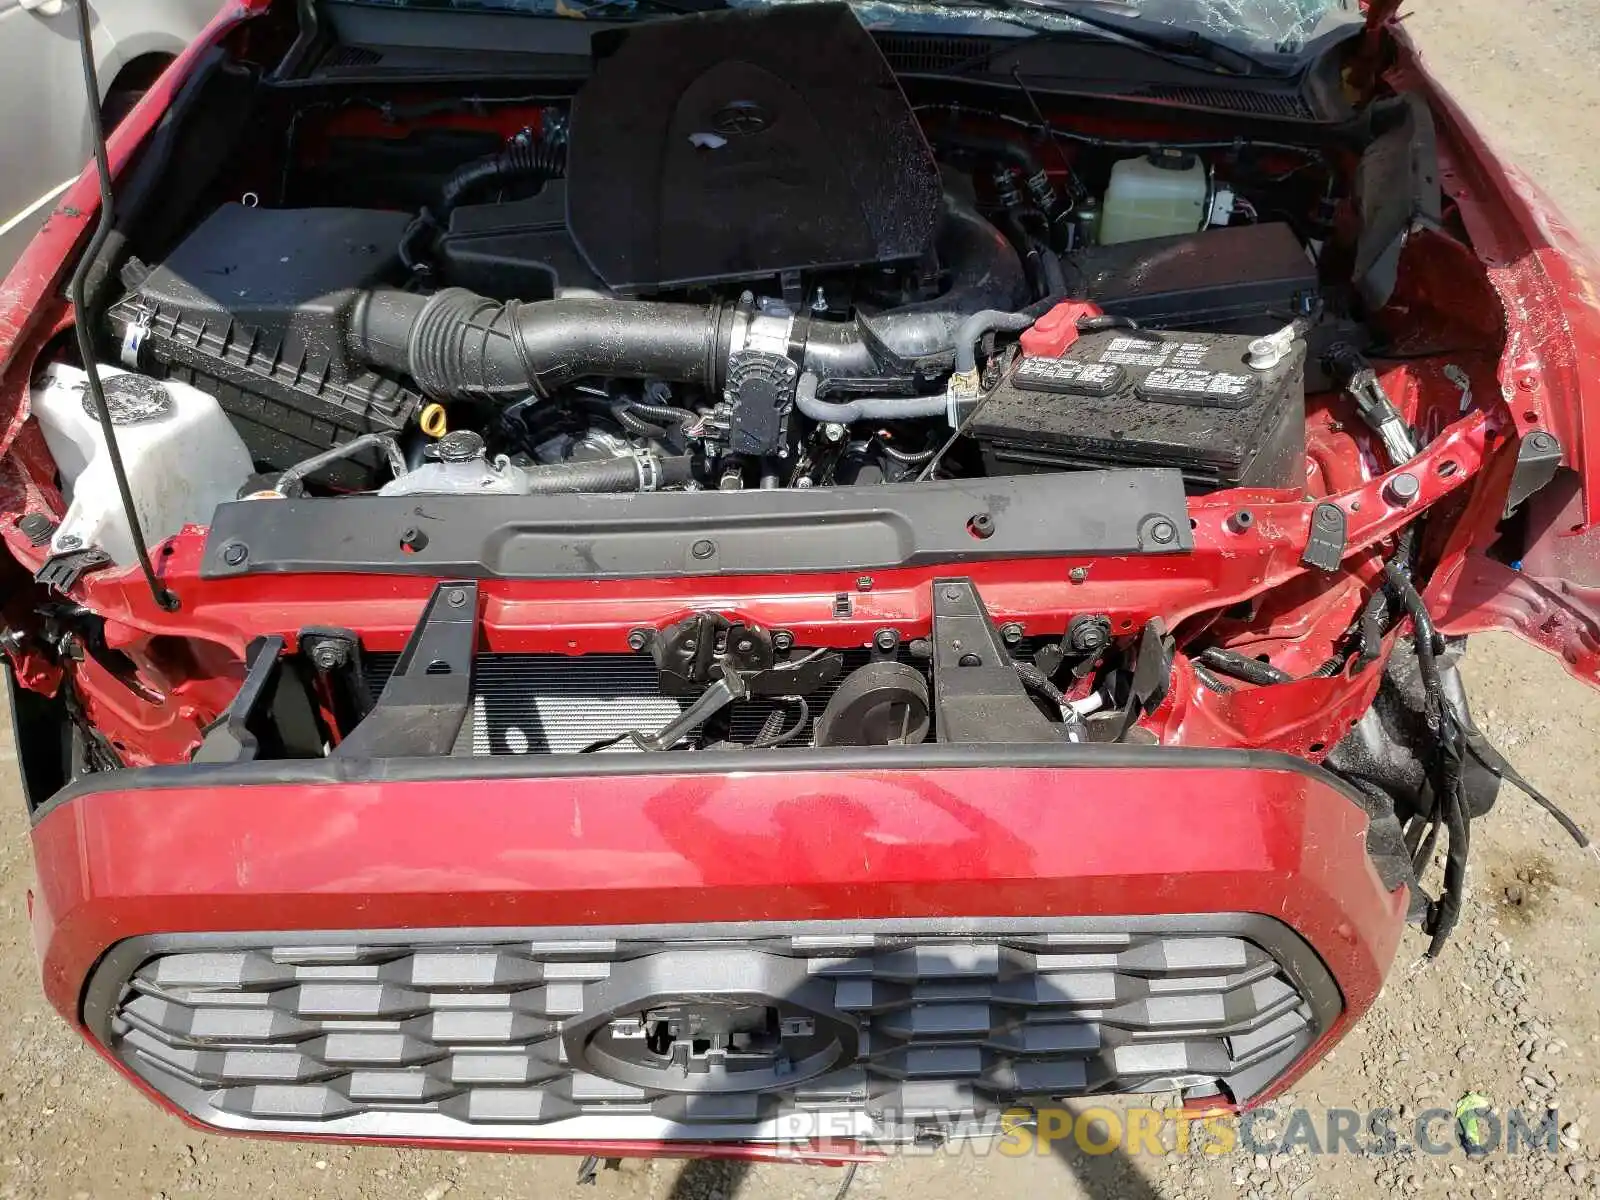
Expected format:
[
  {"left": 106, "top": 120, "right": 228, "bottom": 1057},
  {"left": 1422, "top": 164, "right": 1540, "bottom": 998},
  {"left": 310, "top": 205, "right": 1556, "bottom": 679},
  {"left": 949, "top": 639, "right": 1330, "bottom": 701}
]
[
  {"left": 907, "top": 637, "right": 933, "bottom": 659},
  {"left": 691, "top": 539, "right": 716, "bottom": 560},
  {"left": 812, "top": 287, "right": 828, "bottom": 313},
  {"left": 968, "top": 512, "right": 995, "bottom": 539},
  {"left": 447, "top": 587, "right": 468, "bottom": 608},
  {"left": 943, "top": 586, "right": 963, "bottom": 601},
  {"left": 1530, "top": 432, "right": 1557, "bottom": 451},
  {"left": 736, "top": 638, "right": 754, "bottom": 653},
  {"left": 857, "top": 575, "right": 873, "bottom": 592},
  {"left": 627, "top": 629, "right": 649, "bottom": 651},
  {"left": 1226, "top": 510, "right": 1256, "bottom": 535},
  {"left": 16, "top": 513, "right": 54, "bottom": 545},
  {"left": 1385, "top": 472, "right": 1421, "bottom": 506},
  {"left": 1000, "top": 622, "right": 1024, "bottom": 645},
  {"left": 56, "top": 534, "right": 83, "bottom": 551},
  {"left": 1519, "top": 376, "right": 1536, "bottom": 391},
  {"left": 682, "top": 639, "right": 697, "bottom": 653},
  {"left": 1069, "top": 566, "right": 1089, "bottom": 584},
  {"left": 958, "top": 652, "right": 982, "bottom": 667},
  {"left": 823, "top": 422, "right": 846, "bottom": 442},
  {"left": 1316, "top": 506, "right": 1342, "bottom": 528},
  {"left": 1067, "top": 614, "right": 1112, "bottom": 653},
  {"left": 311, "top": 643, "right": 345, "bottom": 670},
  {"left": 874, "top": 628, "right": 900, "bottom": 653},
  {"left": 1146, "top": 518, "right": 1177, "bottom": 545},
  {"left": 400, "top": 526, "right": 428, "bottom": 552},
  {"left": 772, "top": 630, "right": 795, "bottom": 652},
  {"left": 221, "top": 541, "right": 248, "bottom": 566}
]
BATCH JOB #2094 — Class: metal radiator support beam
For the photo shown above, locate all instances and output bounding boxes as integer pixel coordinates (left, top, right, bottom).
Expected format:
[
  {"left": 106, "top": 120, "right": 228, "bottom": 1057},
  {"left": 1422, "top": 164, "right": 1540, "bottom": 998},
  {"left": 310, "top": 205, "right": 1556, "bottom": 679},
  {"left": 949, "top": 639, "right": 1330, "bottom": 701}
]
[
  {"left": 930, "top": 579, "right": 1064, "bottom": 743},
  {"left": 334, "top": 581, "right": 479, "bottom": 758}
]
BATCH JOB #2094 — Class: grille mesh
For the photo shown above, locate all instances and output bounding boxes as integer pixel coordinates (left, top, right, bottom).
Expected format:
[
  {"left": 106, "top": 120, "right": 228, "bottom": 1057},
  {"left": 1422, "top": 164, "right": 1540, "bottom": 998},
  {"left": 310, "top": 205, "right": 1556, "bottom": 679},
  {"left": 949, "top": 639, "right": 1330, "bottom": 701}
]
[{"left": 98, "top": 924, "right": 1324, "bottom": 1142}]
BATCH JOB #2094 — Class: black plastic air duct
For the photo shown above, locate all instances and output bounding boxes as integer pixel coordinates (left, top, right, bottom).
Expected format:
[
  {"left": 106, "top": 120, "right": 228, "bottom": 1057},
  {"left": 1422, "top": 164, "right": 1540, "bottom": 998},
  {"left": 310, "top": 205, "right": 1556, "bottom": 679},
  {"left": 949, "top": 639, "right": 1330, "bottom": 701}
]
[{"left": 346, "top": 197, "right": 1028, "bottom": 402}]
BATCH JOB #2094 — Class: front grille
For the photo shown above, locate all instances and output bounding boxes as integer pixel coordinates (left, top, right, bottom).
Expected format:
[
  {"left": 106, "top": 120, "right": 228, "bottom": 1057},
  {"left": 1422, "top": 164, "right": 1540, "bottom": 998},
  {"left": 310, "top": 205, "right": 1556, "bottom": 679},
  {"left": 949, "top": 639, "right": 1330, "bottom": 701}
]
[{"left": 88, "top": 919, "right": 1334, "bottom": 1143}]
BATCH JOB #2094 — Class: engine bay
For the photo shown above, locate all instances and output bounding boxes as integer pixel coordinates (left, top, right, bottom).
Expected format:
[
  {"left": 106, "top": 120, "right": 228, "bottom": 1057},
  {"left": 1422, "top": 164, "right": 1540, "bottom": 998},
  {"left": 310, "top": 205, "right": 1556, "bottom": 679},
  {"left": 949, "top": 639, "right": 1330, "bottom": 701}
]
[
  {"left": 90, "top": 3, "right": 1354, "bottom": 504},
  {"left": 1, "top": 0, "right": 1587, "bottom": 969}
]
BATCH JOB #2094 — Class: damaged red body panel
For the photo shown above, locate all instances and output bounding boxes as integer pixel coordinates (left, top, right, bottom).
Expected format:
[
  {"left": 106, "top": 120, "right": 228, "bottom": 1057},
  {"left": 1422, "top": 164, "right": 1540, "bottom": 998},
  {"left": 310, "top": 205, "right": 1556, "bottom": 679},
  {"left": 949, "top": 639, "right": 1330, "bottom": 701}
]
[{"left": 33, "top": 754, "right": 1405, "bottom": 1157}]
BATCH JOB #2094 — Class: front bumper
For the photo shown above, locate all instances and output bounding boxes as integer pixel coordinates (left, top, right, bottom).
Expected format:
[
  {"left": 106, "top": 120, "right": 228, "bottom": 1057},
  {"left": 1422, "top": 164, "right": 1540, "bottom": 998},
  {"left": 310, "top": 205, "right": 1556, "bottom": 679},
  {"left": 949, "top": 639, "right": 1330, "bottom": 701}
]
[{"left": 30, "top": 746, "right": 1406, "bottom": 1159}]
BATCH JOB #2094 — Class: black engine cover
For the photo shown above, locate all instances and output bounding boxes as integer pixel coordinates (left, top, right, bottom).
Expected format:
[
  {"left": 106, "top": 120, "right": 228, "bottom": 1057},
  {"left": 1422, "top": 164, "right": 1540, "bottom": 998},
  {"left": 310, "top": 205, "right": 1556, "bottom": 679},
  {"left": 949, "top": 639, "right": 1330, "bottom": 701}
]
[{"left": 566, "top": 3, "right": 941, "bottom": 295}]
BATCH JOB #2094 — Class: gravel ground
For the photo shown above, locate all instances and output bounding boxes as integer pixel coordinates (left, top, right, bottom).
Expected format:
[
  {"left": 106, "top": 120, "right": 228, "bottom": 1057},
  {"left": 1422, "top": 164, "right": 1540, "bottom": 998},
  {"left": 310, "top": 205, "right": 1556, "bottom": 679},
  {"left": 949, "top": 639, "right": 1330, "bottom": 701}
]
[{"left": 5, "top": 3, "right": 1600, "bottom": 1197}]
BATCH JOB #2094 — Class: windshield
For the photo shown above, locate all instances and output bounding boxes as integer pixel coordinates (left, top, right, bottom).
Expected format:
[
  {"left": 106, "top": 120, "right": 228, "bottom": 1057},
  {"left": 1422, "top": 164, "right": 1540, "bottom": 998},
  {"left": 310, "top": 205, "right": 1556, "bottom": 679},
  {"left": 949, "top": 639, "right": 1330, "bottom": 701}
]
[{"left": 343, "top": 0, "right": 1363, "bottom": 55}]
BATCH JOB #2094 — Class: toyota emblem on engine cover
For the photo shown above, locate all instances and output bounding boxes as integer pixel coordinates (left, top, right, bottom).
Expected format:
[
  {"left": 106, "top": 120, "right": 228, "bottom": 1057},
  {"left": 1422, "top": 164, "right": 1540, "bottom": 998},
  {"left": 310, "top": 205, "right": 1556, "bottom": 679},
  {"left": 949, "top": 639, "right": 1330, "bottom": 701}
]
[{"left": 711, "top": 100, "right": 772, "bottom": 137}]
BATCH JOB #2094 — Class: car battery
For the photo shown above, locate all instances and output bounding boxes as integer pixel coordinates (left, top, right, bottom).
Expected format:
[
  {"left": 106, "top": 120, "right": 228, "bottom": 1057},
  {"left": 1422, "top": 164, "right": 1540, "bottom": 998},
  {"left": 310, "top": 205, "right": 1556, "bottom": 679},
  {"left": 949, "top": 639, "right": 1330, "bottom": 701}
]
[{"left": 970, "top": 312, "right": 1306, "bottom": 493}]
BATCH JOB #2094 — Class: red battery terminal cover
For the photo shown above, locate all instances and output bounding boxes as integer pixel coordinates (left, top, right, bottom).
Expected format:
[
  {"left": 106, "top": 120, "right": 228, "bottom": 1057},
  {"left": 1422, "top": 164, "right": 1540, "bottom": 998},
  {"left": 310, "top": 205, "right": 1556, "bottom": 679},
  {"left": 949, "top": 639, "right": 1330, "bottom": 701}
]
[{"left": 1019, "top": 300, "right": 1106, "bottom": 358}]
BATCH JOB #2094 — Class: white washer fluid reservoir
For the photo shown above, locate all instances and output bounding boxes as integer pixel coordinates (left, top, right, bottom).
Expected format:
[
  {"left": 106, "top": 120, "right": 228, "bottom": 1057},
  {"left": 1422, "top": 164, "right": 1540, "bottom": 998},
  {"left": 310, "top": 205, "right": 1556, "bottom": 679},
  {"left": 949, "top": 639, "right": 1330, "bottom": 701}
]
[{"left": 30, "top": 363, "right": 252, "bottom": 566}]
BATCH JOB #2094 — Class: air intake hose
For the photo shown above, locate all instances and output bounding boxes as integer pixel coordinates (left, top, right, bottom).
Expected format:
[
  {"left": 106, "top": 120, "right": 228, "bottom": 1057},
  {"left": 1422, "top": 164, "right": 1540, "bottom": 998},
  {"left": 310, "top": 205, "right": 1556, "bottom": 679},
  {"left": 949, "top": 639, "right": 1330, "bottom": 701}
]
[
  {"left": 349, "top": 196, "right": 1031, "bottom": 402},
  {"left": 347, "top": 289, "right": 733, "bottom": 403}
]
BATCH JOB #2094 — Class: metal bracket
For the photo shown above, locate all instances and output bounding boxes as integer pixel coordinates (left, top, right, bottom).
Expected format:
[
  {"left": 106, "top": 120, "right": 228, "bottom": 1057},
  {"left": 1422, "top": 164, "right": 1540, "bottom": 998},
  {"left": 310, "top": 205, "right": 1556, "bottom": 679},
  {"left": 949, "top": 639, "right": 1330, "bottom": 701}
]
[
  {"left": 334, "top": 582, "right": 478, "bottom": 758},
  {"left": 193, "top": 635, "right": 324, "bottom": 764},
  {"left": 35, "top": 548, "right": 112, "bottom": 594},
  {"left": 930, "top": 579, "right": 1064, "bottom": 743},
  {"left": 300, "top": 625, "right": 372, "bottom": 728},
  {"left": 1302, "top": 502, "right": 1348, "bottom": 573},
  {"left": 652, "top": 612, "right": 723, "bottom": 696},
  {"left": 1504, "top": 431, "right": 1563, "bottom": 519},
  {"left": 1117, "top": 618, "right": 1175, "bottom": 742},
  {"left": 192, "top": 637, "right": 285, "bottom": 764}
]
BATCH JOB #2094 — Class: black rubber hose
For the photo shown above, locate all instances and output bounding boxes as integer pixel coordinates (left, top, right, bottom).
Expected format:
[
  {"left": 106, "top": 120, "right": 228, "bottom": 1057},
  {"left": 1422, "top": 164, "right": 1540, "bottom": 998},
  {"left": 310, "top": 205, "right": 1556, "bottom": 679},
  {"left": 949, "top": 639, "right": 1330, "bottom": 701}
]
[
  {"left": 520, "top": 454, "right": 693, "bottom": 494},
  {"left": 953, "top": 310, "right": 1036, "bottom": 375},
  {"left": 354, "top": 196, "right": 1028, "bottom": 401},
  {"left": 402, "top": 136, "right": 567, "bottom": 276},
  {"left": 851, "top": 196, "right": 1030, "bottom": 366},
  {"left": 436, "top": 135, "right": 566, "bottom": 222},
  {"left": 793, "top": 372, "right": 947, "bottom": 425},
  {"left": 925, "top": 123, "right": 1048, "bottom": 179},
  {"left": 348, "top": 288, "right": 730, "bottom": 402}
]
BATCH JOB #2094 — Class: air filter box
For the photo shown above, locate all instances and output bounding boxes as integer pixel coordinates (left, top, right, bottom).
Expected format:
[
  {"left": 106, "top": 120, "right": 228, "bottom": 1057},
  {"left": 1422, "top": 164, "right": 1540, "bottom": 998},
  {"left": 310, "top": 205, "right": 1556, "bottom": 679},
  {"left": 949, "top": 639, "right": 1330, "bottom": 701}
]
[
  {"left": 108, "top": 203, "right": 424, "bottom": 487},
  {"left": 971, "top": 322, "right": 1306, "bottom": 492}
]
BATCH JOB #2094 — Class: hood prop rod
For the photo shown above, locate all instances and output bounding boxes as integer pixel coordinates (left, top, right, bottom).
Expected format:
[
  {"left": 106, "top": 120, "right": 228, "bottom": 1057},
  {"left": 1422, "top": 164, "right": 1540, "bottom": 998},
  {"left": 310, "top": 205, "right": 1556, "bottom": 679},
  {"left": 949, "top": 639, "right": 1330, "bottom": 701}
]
[{"left": 67, "top": 0, "right": 178, "bottom": 612}]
